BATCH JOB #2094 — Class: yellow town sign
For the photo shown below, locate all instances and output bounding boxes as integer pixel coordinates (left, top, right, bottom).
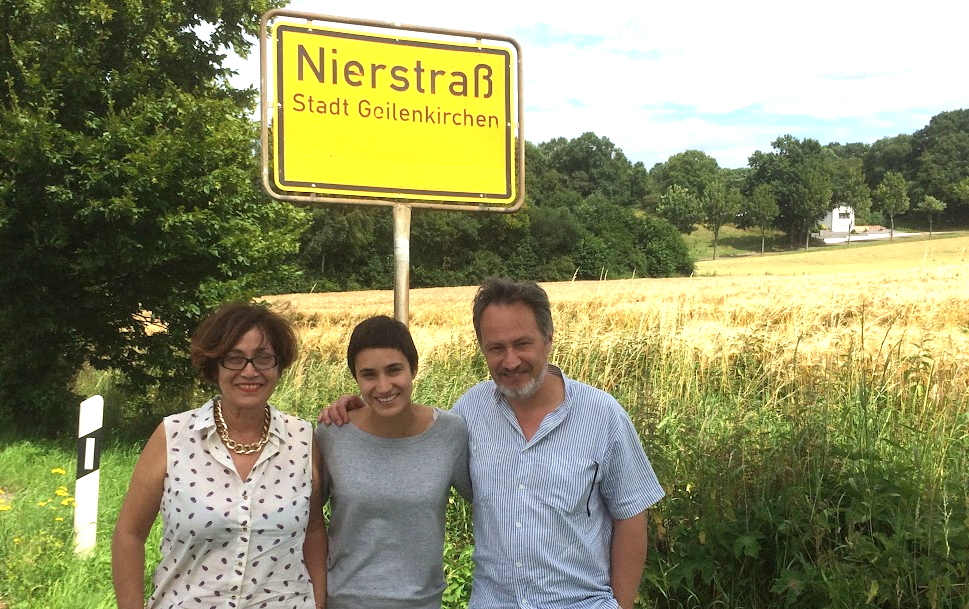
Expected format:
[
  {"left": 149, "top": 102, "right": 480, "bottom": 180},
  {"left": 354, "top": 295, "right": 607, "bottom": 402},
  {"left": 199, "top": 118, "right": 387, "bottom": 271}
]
[{"left": 263, "top": 11, "right": 523, "bottom": 210}]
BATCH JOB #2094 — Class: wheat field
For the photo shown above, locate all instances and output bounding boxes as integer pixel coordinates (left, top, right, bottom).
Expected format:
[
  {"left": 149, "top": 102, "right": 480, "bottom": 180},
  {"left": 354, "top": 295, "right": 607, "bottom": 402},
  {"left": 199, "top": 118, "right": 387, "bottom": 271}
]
[{"left": 268, "top": 262, "right": 969, "bottom": 394}]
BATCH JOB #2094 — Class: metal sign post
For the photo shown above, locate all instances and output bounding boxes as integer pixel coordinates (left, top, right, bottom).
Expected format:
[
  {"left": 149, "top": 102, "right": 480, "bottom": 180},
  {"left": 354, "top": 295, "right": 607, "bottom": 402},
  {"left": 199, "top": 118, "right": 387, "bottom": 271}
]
[{"left": 393, "top": 204, "right": 411, "bottom": 323}]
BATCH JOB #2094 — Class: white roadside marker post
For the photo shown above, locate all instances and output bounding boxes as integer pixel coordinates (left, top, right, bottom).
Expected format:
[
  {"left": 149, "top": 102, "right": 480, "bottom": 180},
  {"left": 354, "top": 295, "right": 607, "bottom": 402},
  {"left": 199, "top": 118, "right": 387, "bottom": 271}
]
[{"left": 74, "top": 394, "right": 104, "bottom": 556}]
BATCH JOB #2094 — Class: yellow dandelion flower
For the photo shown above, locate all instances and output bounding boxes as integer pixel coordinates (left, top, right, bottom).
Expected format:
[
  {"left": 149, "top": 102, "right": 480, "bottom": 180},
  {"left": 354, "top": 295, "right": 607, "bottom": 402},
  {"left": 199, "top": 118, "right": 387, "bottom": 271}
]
[
  {"left": 54, "top": 517, "right": 64, "bottom": 521},
  {"left": 38, "top": 500, "right": 50, "bottom": 507},
  {"left": 0, "top": 504, "right": 11, "bottom": 511},
  {"left": 51, "top": 468, "right": 67, "bottom": 475},
  {"left": 55, "top": 486, "right": 69, "bottom": 496},
  {"left": 13, "top": 537, "right": 21, "bottom": 543},
  {"left": 61, "top": 498, "right": 76, "bottom": 506}
]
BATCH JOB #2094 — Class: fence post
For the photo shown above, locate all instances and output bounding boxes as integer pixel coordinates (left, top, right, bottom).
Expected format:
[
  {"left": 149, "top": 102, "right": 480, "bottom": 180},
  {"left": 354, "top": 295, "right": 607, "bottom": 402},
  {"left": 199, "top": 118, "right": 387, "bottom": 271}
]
[{"left": 74, "top": 395, "right": 104, "bottom": 556}]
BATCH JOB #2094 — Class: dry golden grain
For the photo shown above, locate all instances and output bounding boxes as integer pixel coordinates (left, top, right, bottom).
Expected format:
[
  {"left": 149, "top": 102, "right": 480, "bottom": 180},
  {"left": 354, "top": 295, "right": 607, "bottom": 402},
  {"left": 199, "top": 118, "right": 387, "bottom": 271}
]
[{"left": 265, "top": 266, "right": 969, "bottom": 385}]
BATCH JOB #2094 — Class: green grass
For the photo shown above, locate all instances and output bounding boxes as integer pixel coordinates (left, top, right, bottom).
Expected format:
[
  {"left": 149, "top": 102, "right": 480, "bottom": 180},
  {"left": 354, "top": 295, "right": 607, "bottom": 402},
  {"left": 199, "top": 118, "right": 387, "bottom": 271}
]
[
  {"left": 0, "top": 440, "right": 140, "bottom": 609},
  {"left": 682, "top": 225, "right": 789, "bottom": 260}
]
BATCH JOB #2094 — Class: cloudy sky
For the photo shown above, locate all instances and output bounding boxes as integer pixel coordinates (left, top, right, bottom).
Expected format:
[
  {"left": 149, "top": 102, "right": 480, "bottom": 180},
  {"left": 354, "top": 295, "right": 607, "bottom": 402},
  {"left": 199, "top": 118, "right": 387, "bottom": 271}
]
[{"left": 230, "top": 0, "right": 968, "bottom": 169}]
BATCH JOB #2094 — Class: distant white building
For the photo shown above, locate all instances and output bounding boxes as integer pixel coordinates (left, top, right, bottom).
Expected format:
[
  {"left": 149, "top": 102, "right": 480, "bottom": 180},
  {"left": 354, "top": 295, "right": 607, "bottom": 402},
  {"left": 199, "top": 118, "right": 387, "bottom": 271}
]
[{"left": 821, "top": 205, "right": 854, "bottom": 233}]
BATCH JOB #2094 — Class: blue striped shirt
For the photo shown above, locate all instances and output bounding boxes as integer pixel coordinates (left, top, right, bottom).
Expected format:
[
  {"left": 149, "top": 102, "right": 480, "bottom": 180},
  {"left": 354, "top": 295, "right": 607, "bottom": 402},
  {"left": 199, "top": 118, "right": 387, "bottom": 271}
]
[{"left": 452, "top": 366, "right": 665, "bottom": 609}]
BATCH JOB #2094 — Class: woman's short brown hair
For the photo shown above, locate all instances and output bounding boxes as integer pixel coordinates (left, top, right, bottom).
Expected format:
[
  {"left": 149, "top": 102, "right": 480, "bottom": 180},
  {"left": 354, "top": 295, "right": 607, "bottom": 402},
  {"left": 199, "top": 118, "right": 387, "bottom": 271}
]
[{"left": 190, "top": 302, "right": 298, "bottom": 384}]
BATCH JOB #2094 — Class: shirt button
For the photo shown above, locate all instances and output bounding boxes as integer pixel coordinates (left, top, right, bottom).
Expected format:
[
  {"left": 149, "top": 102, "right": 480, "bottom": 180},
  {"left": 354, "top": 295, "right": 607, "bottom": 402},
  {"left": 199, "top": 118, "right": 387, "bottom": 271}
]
[
  {"left": 518, "top": 483, "right": 525, "bottom": 490},
  {"left": 515, "top": 561, "right": 522, "bottom": 567},
  {"left": 515, "top": 522, "right": 522, "bottom": 528}
]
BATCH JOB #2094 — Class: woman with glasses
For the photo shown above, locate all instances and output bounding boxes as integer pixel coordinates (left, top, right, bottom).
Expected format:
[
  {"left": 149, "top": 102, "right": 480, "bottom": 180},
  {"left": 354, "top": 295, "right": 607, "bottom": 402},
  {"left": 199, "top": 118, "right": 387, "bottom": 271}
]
[{"left": 112, "top": 302, "right": 326, "bottom": 609}]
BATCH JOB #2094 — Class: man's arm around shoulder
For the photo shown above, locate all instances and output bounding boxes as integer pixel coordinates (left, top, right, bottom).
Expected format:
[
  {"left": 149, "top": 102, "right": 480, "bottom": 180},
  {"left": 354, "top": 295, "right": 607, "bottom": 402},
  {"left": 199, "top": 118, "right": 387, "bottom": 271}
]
[{"left": 611, "top": 510, "right": 649, "bottom": 609}]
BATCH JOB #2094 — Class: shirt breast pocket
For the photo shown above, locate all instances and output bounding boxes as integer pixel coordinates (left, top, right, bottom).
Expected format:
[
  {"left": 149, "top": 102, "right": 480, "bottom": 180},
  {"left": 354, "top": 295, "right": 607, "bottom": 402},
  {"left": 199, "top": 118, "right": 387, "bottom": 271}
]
[
  {"left": 470, "top": 441, "right": 515, "bottom": 504},
  {"left": 533, "top": 457, "right": 599, "bottom": 515}
]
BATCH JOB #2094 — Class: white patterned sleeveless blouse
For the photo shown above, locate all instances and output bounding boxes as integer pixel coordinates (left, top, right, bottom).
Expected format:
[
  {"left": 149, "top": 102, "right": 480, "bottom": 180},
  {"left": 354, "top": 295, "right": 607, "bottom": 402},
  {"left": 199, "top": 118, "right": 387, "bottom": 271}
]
[{"left": 148, "top": 400, "right": 316, "bottom": 609}]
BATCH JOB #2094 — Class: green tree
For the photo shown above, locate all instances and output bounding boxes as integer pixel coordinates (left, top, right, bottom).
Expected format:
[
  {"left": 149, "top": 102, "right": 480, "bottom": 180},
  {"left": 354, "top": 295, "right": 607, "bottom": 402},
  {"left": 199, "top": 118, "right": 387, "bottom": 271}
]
[
  {"left": 864, "top": 133, "right": 915, "bottom": 190},
  {"left": 955, "top": 178, "right": 969, "bottom": 212},
  {"left": 574, "top": 235, "right": 613, "bottom": 280},
  {"left": 701, "top": 175, "right": 742, "bottom": 260},
  {"left": 573, "top": 195, "right": 693, "bottom": 278},
  {"left": 873, "top": 171, "right": 910, "bottom": 240},
  {"left": 800, "top": 168, "right": 834, "bottom": 249},
  {"left": 650, "top": 150, "right": 720, "bottom": 200},
  {"left": 916, "top": 195, "right": 947, "bottom": 236},
  {"left": 537, "top": 133, "right": 651, "bottom": 207},
  {"left": 657, "top": 184, "right": 703, "bottom": 234},
  {"left": 631, "top": 215, "right": 694, "bottom": 277},
  {"left": 825, "top": 141, "right": 871, "bottom": 160},
  {"left": 571, "top": 195, "right": 646, "bottom": 279},
  {"left": 297, "top": 206, "right": 392, "bottom": 291},
  {"left": 913, "top": 109, "right": 969, "bottom": 221},
  {"left": 0, "top": 0, "right": 302, "bottom": 433},
  {"left": 527, "top": 205, "right": 588, "bottom": 279},
  {"left": 293, "top": 132, "right": 695, "bottom": 293},
  {"left": 748, "top": 136, "right": 833, "bottom": 248},
  {"left": 740, "top": 183, "right": 779, "bottom": 255}
]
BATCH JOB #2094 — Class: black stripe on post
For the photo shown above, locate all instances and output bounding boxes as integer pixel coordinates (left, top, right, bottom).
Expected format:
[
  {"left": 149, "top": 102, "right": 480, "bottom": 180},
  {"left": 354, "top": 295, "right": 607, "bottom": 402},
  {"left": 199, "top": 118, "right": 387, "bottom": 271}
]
[{"left": 76, "top": 428, "right": 104, "bottom": 479}]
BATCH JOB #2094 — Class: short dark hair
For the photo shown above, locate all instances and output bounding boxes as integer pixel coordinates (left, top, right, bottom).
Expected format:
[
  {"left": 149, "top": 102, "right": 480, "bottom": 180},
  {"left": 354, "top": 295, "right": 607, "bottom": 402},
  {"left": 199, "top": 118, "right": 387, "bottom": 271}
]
[
  {"left": 347, "top": 315, "right": 419, "bottom": 377},
  {"left": 472, "top": 278, "right": 554, "bottom": 344},
  {"left": 190, "top": 302, "right": 298, "bottom": 384}
]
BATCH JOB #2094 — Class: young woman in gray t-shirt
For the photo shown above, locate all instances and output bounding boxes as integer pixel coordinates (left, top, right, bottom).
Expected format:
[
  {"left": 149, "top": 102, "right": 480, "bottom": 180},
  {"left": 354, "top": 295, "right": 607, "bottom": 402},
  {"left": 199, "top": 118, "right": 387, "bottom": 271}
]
[{"left": 314, "top": 315, "right": 472, "bottom": 609}]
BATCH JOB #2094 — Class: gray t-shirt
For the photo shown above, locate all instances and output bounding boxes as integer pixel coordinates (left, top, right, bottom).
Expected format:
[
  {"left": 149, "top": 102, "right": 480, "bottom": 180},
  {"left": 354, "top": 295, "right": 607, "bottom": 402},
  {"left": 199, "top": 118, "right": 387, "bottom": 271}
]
[{"left": 314, "top": 408, "right": 472, "bottom": 609}]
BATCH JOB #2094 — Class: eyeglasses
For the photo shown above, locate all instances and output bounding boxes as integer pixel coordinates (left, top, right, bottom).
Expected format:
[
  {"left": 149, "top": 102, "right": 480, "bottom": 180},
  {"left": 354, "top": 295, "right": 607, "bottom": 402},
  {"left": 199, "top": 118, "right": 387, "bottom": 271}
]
[{"left": 219, "top": 355, "right": 279, "bottom": 370}]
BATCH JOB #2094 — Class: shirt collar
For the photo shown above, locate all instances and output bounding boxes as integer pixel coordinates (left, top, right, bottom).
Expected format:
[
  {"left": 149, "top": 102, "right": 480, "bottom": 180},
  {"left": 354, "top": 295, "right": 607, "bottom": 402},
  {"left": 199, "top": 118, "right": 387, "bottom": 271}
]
[
  {"left": 193, "top": 399, "right": 217, "bottom": 437},
  {"left": 192, "top": 398, "right": 286, "bottom": 444}
]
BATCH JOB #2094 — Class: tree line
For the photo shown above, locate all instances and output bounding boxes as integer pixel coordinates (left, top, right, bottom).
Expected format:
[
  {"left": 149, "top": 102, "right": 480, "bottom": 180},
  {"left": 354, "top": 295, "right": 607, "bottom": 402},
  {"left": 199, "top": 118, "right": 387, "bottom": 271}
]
[
  {"left": 291, "top": 133, "right": 692, "bottom": 293},
  {"left": 647, "top": 110, "right": 968, "bottom": 255}
]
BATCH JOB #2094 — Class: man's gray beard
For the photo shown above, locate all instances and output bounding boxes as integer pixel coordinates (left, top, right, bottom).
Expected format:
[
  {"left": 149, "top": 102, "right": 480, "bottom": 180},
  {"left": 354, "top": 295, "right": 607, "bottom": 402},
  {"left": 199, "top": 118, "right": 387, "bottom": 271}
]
[{"left": 497, "top": 365, "right": 547, "bottom": 401}]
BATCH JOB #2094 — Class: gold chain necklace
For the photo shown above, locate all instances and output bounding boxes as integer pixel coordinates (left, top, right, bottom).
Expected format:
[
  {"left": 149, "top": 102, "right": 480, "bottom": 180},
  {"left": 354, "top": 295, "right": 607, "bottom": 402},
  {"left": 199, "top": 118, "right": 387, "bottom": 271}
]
[{"left": 213, "top": 396, "right": 271, "bottom": 455}]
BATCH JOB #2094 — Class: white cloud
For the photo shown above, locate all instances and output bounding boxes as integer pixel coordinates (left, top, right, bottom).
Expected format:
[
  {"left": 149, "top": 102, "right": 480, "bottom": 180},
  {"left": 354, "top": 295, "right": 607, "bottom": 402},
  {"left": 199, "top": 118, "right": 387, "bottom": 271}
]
[{"left": 230, "top": 0, "right": 969, "bottom": 167}]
